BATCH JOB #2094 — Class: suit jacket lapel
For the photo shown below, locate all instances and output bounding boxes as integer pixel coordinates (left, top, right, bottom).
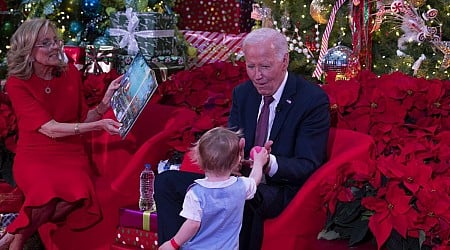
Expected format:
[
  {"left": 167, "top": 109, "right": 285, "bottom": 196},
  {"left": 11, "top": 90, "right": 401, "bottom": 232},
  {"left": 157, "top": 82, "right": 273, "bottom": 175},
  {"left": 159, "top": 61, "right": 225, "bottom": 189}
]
[{"left": 270, "top": 75, "right": 297, "bottom": 141}]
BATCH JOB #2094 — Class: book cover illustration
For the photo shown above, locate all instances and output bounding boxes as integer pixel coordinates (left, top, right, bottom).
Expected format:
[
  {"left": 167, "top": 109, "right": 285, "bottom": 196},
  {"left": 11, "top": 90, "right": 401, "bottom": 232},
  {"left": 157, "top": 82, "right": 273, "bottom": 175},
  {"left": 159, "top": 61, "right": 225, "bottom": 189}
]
[{"left": 111, "top": 53, "right": 159, "bottom": 139}]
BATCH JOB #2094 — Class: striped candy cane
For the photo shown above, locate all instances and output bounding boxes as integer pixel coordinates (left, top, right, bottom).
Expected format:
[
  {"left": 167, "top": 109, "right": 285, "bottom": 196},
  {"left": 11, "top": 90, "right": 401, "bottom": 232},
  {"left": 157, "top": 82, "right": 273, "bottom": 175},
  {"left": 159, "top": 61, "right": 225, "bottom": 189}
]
[{"left": 312, "top": 0, "right": 348, "bottom": 79}]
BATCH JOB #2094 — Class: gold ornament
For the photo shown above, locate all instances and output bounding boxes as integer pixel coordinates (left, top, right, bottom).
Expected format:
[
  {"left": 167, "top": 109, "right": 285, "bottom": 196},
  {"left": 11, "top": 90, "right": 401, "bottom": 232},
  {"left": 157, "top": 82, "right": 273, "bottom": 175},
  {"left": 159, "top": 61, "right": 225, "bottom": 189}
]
[
  {"left": 310, "top": 0, "right": 331, "bottom": 24},
  {"left": 433, "top": 41, "right": 450, "bottom": 69},
  {"left": 410, "top": 0, "right": 426, "bottom": 8}
]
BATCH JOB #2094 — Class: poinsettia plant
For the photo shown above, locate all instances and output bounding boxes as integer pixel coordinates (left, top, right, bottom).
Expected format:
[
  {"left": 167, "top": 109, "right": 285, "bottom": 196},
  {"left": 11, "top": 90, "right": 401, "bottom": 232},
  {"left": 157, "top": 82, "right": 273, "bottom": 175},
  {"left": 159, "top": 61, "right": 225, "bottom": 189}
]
[
  {"left": 320, "top": 70, "right": 450, "bottom": 249},
  {"left": 152, "top": 61, "right": 249, "bottom": 156},
  {"left": 0, "top": 89, "right": 17, "bottom": 185}
]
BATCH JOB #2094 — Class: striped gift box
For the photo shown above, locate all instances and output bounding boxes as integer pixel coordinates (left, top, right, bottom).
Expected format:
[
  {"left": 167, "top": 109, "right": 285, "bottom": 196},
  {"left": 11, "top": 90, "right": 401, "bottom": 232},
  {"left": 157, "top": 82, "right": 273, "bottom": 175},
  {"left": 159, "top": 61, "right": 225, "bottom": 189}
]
[{"left": 182, "top": 30, "right": 247, "bottom": 67}]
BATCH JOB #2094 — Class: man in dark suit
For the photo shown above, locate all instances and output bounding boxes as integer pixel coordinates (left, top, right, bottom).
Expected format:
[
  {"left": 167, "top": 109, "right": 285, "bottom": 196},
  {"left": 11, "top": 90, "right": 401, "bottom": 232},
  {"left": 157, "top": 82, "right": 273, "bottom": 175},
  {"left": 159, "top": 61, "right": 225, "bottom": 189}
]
[{"left": 154, "top": 28, "right": 330, "bottom": 250}]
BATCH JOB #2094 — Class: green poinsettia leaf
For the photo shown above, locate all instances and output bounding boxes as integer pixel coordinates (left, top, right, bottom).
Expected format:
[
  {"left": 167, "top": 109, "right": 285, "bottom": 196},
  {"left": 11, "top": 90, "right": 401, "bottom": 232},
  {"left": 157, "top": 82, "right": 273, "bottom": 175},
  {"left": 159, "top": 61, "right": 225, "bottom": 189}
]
[
  {"left": 0, "top": 146, "right": 15, "bottom": 187},
  {"left": 333, "top": 200, "right": 363, "bottom": 225},
  {"left": 348, "top": 219, "right": 370, "bottom": 246}
]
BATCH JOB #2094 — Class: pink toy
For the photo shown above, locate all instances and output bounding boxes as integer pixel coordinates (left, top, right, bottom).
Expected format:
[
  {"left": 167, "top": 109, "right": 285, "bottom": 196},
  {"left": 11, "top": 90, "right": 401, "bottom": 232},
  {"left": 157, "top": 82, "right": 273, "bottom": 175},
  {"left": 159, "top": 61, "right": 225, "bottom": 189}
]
[{"left": 250, "top": 146, "right": 263, "bottom": 160}]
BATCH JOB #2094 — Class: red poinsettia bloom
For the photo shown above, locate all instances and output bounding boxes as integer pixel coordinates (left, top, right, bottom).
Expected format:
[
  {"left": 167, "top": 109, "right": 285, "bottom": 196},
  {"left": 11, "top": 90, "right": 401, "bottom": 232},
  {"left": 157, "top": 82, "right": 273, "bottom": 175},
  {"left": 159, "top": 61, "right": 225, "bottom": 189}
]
[
  {"left": 362, "top": 181, "right": 416, "bottom": 249},
  {"left": 0, "top": 92, "right": 17, "bottom": 152},
  {"left": 83, "top": 70, "right": 119, "bottom": 107},
  {"left": 414, "top": 176, "right": 450, "bottom": 241}
]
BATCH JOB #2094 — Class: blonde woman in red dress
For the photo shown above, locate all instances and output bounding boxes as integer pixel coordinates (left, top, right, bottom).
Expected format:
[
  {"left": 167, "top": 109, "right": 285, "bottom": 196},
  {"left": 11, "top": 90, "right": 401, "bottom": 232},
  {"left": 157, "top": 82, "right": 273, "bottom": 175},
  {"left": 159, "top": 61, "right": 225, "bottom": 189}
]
[{"left": 0, "top": 18, "right": 122, "bottom": 249}]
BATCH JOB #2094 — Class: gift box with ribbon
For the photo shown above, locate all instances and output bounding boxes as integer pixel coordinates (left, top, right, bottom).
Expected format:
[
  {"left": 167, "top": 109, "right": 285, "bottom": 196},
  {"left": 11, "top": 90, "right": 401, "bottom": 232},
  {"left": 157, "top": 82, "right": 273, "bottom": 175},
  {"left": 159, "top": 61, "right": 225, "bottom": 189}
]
[
  {"left": 115, "top": 54, "right": 185, "bottom": 83},
  {"left": 118, "top": 207, "right": 158, "bottom": 232},
  {"left": 84, "top": 45, "right": 117, "bottom": 75},
  {"left": 63, "top": 45, "right": 85, "bottom": 71},
  {"left": 109, "top": 8, "right": 176, "bottom": 57},
  {"left": 114, "top": 226, "right": 158, "bottom": 249},
  {"left": 182, "top": 30, "right": 247, "bottom": 67}
]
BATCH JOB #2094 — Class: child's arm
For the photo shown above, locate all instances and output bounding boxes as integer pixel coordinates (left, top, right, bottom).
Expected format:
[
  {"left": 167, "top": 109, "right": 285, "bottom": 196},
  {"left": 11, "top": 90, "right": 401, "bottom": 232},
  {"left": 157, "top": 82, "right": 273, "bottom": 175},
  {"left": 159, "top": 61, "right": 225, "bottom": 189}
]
[
  {"left": 249, "top": 147, "right": 268, "bottom": 185},
  {"left": 158, "top": 219, "right": 200, "bottom": 250}
]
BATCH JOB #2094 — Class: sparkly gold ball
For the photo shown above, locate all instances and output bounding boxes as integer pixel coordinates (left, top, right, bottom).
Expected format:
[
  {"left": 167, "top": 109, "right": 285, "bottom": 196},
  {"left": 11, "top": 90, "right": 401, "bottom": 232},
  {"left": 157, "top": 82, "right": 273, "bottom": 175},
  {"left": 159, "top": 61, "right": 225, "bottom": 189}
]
[
  {"left": 310, "top": 0, "right": 330, "bottom": 24},
  {"left": 410, "top": 0, "right": 426, "bottom": 8}
]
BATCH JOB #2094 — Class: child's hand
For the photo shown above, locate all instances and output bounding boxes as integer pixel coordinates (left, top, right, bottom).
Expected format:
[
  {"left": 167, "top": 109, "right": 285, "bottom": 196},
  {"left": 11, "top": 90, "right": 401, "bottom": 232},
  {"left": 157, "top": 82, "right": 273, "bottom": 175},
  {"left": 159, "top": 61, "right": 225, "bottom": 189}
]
[{"left": 251, "top": 146, "right": 268, "bottom": 168}]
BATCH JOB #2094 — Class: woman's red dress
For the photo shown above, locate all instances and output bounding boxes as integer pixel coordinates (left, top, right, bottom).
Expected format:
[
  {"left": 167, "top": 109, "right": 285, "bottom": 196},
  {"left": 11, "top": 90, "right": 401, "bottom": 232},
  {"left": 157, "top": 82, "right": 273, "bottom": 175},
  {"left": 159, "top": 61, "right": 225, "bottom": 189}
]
[{"left": 5, "top": 64, "right": 101, "bottom": 232}]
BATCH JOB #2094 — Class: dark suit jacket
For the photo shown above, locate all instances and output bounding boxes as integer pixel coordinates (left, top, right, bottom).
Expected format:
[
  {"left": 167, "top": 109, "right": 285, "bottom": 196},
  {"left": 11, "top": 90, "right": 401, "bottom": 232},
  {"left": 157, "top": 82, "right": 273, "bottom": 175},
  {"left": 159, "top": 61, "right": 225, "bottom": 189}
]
[{"left": 228, "top": 72, "right": 330, "bottom": 188}]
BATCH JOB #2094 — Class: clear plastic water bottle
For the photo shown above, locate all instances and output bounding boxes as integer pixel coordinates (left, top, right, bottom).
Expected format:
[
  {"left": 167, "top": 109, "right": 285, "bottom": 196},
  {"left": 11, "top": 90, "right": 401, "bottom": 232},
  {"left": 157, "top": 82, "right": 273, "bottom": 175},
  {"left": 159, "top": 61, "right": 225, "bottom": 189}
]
[{"left": 139, "top": 163, "right": 155, "bottom": 211}]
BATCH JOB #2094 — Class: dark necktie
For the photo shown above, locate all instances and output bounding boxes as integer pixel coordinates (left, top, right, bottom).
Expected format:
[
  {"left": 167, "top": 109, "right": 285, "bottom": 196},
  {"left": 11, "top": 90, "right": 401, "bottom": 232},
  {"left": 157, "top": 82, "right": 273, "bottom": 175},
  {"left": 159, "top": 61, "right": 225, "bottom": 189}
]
[{"left": 254, "top": 96, "right": 274, "bottom": 146}]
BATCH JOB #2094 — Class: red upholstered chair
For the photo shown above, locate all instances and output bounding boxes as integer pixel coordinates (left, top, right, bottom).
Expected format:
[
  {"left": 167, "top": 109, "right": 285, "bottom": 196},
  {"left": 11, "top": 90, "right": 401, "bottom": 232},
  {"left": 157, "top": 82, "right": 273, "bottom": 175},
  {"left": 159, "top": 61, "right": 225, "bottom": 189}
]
[
  {"left": 262, "top": 128, "right": 376, "bottom": 250},
  {"left": 38, "top": 104, "right": 198, "bottom": 250}
]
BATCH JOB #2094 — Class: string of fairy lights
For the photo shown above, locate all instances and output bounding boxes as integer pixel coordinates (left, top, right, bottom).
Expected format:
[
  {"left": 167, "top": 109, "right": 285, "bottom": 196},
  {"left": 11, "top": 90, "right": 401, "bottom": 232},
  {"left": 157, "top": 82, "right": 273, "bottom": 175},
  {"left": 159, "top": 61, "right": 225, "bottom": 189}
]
[{"left": 1, "top": 0, "right": 449, "bottom": 80}]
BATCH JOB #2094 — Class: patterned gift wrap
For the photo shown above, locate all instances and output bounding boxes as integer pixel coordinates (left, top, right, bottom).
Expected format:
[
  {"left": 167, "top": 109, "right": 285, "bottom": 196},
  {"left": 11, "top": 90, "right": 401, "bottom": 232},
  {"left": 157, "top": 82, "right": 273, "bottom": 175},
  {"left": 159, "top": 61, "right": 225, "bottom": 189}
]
[
  {"left": 0, "top": 213, "right": 18, "bottom": 230},
  {"left": 173, "top": 0, "right": 254, "bottom": 34},
  {"left": 84, "top": 45, "right": 117, "bottom": 75},
  {"left": 114, "top": 226, "right": 158, "bottom": 249},
  {"left": 110, "top": 243, "right": 138, "bottom": 249},
  {"left": 109, "top": 8, "right": 176, "bottom": 57},
  {"left": 118, "top": 207, "right": 158, "bottom": 232},
  {"left": 182, "top": 30, "right": 247, "bottom": 67},
  {"left": 115, "top": 54, "right": 185, "bottom": 83}
]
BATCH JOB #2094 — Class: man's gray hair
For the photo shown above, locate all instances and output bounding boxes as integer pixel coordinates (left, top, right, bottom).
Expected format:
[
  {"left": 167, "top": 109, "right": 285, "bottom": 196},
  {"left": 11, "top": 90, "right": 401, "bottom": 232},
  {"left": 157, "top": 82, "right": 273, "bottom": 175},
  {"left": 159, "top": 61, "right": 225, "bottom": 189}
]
[{"left": 242, "top": 28, "right": 288, "bottom": 61}]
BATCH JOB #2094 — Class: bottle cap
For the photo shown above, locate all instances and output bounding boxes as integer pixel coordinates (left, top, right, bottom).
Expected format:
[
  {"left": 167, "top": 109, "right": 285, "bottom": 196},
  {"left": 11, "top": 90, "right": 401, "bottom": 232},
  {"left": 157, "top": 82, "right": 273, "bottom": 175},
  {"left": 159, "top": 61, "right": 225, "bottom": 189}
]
[{"left": 145, "top": 163, "right": 151, "bottom": 169}]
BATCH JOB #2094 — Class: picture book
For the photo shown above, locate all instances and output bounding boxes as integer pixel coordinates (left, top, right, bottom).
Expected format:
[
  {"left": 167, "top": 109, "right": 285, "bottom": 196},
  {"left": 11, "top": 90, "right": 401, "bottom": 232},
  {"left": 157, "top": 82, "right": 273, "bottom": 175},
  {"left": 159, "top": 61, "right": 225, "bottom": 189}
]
[{"left": 111, "top": 53, "right": 159, "bottom": 139}]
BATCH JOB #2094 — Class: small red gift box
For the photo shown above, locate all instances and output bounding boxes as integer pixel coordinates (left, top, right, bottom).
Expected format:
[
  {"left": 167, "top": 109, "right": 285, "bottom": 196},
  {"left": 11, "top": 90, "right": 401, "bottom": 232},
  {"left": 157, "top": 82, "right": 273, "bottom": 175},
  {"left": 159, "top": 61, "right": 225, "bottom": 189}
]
[
  {"left": 63, "top": 45, "right": 85, "bottom": 71},
  {"left": 114, "top": 226, "right": 158, "bottom": 249},
  {"left": 119, "top": 207, "right": 158, "bottom": 232}
]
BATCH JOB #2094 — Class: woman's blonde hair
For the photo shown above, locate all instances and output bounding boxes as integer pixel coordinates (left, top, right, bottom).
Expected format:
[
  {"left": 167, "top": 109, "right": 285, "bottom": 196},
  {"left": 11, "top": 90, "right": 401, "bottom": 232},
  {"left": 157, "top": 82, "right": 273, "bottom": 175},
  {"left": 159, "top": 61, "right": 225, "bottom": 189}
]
[
  {"left": 7, "top": 18, "right": 66, "bottom": 80},
  {"left": 191, "top": 127, "right": 242, "bottom": 175}
]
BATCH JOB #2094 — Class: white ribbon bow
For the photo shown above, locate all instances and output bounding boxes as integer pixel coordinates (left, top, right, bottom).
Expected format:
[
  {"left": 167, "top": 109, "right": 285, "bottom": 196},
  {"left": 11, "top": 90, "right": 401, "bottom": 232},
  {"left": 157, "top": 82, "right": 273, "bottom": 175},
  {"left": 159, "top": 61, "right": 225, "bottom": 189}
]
[{"left": 109, "top": 8, "right": 175, "bottom": 55}]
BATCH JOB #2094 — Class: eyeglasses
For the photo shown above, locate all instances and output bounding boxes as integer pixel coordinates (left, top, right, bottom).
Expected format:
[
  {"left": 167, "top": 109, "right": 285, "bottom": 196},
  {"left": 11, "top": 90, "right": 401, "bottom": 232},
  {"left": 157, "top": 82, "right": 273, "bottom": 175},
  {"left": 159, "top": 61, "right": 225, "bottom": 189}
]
[{"left": 34, "top": 39, "right": 63, "bottom": 49}]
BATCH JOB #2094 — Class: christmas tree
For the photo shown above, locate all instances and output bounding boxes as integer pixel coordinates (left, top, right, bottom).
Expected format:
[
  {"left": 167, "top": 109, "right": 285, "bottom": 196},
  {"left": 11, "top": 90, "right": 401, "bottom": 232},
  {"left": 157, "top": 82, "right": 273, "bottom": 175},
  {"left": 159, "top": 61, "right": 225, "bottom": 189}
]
[
  {"left": 1, "top": 0, "right": 449, "bottom": 81},
  {"left": 259, "top": 0, "right": 449, "bottom": 81}
]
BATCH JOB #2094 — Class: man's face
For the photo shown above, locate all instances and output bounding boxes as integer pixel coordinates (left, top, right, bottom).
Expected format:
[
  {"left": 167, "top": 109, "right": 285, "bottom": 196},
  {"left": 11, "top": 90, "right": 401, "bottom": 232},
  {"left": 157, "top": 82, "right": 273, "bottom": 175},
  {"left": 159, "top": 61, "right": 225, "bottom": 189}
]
[{"left": 244, "top": 43, "right": 288, "bottom": 96}]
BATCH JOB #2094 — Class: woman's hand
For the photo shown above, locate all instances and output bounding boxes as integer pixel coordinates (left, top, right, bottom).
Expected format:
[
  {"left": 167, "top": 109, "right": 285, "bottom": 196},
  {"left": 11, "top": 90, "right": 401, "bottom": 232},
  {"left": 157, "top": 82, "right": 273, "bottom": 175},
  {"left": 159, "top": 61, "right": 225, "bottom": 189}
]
[
  {"left": 95, "top": 75, "right": 123, "bottom": 116},
  {"left": 103, "top": 75, "right": 123, "bottom": 101},
  {"left": 99, "top": 118, "right": 122, "bottom": 135}
]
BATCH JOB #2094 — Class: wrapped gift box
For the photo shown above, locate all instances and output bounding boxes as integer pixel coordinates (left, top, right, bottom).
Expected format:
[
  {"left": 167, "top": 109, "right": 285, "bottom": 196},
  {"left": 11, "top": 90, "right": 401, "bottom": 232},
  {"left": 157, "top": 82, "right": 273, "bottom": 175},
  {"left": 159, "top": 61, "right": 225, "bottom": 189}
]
[
  {"left": 114, "top": 226, "right": 158, "bottom": 249},
  {"left": 119, "top": 207, "right": 158, "bottom": 232},
  {"left": 109, "top": 8, "right": 176, "bottom": 57},
  {"left": 110, "top": 243, "right": 138, "bottom": 249},
  {"left": 84, "top": 45, "right": 116, "bottom": 75},
  {"left": 182, "top": 30, "right": 247, "bottom": 67},
  {"left": 173, "top": 0, "right": 254, "bottom": 34},
  {"left": 63, "top": 45, "right": 85, "bottom": 71},
  {"left": 115, "top": 54, "right": 185, "bottom": 83}
]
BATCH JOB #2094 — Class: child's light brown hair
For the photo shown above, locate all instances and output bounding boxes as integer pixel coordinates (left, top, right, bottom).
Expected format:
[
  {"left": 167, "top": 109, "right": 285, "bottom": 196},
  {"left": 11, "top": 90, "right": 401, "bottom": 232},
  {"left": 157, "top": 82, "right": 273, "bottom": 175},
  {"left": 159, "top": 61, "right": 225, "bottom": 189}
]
[{"left": 191, "top": 127, "right": 242, "bottom": 175}]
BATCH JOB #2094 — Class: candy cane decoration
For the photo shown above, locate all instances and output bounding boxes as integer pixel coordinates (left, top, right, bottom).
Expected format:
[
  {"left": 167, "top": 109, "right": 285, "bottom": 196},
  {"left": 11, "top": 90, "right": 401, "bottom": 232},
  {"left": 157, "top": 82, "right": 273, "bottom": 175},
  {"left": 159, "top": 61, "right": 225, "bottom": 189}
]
[{"left": 312, "top": 0, "right": 348, "bottom": 79}]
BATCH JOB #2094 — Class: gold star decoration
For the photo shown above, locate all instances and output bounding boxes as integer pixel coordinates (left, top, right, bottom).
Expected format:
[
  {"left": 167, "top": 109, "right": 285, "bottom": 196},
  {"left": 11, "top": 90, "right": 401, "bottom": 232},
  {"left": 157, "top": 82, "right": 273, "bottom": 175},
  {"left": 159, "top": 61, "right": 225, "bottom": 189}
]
[{"left": 433, "top": 41, "right": 450, "bottom": 69}]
